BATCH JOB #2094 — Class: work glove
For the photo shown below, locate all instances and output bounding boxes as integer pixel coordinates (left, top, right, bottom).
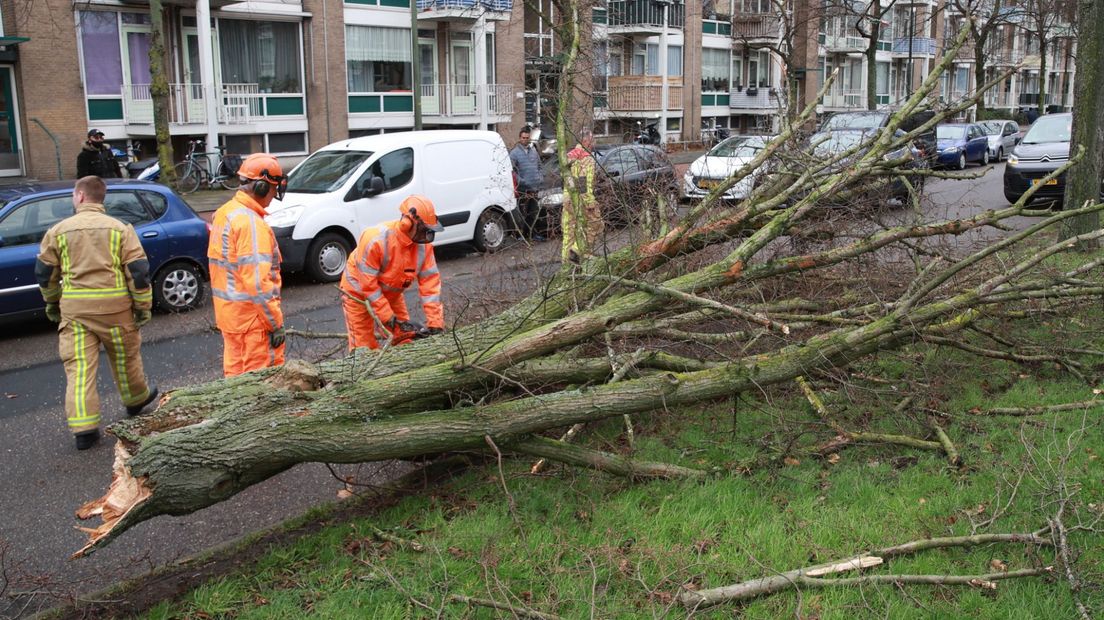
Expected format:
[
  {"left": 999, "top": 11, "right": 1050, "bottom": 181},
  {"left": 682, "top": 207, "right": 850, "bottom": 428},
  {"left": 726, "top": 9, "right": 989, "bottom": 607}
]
[
  {"left": 133, "top": 308, "right": 152, "bottom": 328},
  {"left": 269, "top": 326, "right": 286, "bottom": 349},
  {"left": 44, "top": 302, "right": 60, "bottom": 323}
]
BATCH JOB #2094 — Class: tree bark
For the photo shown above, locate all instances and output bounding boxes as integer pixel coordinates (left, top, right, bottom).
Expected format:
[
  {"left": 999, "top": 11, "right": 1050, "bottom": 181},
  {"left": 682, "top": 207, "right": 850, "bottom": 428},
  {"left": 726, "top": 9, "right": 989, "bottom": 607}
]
[
  {"left": 1061, "top": 0, "right": 1104, "bottom": 245},
  {"left": 148, "top": 0, "right": 176, "bottom": 187}
]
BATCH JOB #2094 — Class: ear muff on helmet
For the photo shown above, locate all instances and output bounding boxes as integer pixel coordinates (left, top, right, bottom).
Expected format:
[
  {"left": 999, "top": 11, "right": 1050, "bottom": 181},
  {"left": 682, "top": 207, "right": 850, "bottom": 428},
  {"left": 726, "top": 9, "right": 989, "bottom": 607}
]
[{"left": 246, "top": 168, "right": 288, "bottom": 201}]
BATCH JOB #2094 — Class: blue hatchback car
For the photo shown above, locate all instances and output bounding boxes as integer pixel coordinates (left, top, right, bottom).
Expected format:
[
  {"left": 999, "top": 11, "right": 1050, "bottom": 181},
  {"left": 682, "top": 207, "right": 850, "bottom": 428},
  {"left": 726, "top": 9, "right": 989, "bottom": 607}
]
[
  {"left": 935, "top": 123, "right": 991, "bottom": 170},
  {"left": 0, "top": 180, "right": 209, "bottom": 319}
]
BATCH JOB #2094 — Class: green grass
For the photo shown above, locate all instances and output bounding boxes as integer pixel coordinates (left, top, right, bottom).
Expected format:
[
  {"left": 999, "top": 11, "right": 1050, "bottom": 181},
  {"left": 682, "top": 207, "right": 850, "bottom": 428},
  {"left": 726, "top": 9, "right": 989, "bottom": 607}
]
[{"left": 137, "top": 313, "right": 1104, "bottom": 619}]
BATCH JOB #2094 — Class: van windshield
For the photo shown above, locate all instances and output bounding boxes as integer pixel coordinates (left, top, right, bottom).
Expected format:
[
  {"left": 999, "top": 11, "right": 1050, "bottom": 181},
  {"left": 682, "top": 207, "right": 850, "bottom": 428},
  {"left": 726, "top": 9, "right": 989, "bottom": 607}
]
[
  {"left": 286, "top": 151, "right": 373, "bottom": 194},
  {"left": 1021, "top": 115, "right": 1072, "bottom": 144}
]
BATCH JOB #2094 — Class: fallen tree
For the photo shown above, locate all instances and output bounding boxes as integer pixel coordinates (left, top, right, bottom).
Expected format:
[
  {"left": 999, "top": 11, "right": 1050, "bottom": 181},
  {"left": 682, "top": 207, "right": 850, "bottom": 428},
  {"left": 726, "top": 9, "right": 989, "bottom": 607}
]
[{"left": 73, "top": 23, "right": 1104, "bottom": 560}]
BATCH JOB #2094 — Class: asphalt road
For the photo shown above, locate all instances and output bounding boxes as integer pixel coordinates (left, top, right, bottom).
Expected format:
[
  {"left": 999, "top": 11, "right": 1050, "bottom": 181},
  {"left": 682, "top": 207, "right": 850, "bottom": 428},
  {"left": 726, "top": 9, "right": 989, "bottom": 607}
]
[{"left": 0, "top": 163, "right": 1014, "bottom": 617}]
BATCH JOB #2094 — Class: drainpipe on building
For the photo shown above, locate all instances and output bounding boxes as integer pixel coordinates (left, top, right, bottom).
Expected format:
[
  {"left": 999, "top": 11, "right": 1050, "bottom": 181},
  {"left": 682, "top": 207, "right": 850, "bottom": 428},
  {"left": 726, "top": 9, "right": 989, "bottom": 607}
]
[
  {"left": 196, "top": 0, "right": 220, "bottom": 164},
  {"left": 30, "top": 118, "right": 62, "bottom": 180},
  {"left": 411, "top": 0, "right": 422, "bottom": 130},
  {"left": 657, "top": 0, "right": 670, "bottom": 144}
]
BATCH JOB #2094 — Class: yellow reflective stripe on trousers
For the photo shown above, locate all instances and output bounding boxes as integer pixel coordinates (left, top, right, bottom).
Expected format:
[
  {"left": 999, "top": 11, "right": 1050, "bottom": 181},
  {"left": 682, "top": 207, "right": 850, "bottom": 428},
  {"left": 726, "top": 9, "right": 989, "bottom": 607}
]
[
  {"left": 132, "top": 288, "right": 153, "bottom": 303},
  {"left": 58, "top": 234, "right": 71, "bottom": 290},
  {"left": 110, "top": 326, "right": 132, "bottom": 401},
  {"left": 62, "top": 287, "right": 130, "bottom": 299},
  {"left": 68, "top": 323, "right": 100, "bottom": 430},
  {"left": 110, "top": 229, "right": 124, "bottom": 288}
]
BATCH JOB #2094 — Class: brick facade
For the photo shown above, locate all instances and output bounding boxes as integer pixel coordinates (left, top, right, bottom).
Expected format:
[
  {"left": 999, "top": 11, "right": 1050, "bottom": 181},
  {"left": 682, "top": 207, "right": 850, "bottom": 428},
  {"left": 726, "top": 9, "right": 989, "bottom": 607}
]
[{"left": 302, "top": 0, "right": 349, "bottom": 151}]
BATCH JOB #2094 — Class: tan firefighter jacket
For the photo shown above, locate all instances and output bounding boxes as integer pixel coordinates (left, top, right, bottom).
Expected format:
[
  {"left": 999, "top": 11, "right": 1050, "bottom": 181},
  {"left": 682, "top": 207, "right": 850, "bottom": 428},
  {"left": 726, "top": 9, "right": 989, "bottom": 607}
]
[{"left": 36, "top": 202, "right": 153, "bottom": 317}]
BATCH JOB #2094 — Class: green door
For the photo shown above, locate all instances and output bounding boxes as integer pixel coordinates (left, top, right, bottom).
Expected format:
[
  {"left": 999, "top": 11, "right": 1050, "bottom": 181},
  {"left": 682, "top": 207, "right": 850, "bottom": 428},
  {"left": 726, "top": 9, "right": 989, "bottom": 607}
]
[{"left": 0, "top": 67, "right": 20, "bottom": 174}]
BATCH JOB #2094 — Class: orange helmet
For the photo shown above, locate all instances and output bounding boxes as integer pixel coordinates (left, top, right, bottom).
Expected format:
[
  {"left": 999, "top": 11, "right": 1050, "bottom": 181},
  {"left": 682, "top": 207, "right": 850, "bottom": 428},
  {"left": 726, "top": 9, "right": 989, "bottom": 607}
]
[
  {"left": 399, "top": 195, "right": 444, "bottom": 243},
  {"left": 238, "top": 153, "right": 287, "bottom": 200}
]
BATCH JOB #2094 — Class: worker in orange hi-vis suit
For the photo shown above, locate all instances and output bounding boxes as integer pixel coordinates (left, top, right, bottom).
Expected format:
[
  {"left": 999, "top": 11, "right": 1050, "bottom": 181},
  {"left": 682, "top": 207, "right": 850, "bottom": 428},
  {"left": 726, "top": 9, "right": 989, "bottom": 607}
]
[
  {"left": 207, "top": 153, "right": 289, "bottom": 377},
  {"left": 340, "top": 195, "right": 446, "bottom": 351}
]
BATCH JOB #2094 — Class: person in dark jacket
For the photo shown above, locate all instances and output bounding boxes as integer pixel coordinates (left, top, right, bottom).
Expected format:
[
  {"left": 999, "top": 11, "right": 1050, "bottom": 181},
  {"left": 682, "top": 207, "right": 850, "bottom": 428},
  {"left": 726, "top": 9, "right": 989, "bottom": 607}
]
[
  {"left": 76, "top": 129, "right": 121, "bottom": 179},
  {"left": 509, "top": 126, "right": 545, "bottom": 241}
]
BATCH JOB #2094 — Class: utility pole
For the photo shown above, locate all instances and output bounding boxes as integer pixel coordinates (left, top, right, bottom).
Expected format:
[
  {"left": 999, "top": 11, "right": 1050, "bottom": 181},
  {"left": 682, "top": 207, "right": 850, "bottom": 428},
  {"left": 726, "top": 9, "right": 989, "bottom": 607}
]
[
  {"left": 196, "top": 0, "right": 219, "bottom": 167},
  {"left": 657, "top": 0, "right": 671, "bottom": 144},
  {"left": 148, "top": 0, "right": 175, "bottom": 187},
  {"left": 411, "top": 0, "right": 422, "bottom": 130}
]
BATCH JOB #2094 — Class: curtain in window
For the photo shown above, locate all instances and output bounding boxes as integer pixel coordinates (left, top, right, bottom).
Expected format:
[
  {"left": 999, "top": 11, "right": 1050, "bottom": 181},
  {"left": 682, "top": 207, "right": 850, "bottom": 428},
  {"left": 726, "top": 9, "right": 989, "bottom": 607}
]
[
  {"left": 667, "top": 45, "right": 682, "bottom": 77},
  {"left": 876, "top": 62, "right": 889, "bottom": 95},
  {"left": 220, "top": 20, "right": 302, "bottom": 93},
  {"left": 346, "top": 26, "right": 412, "bottom": 93},
  {"left": 646, "top": 44, "right": 659, "bottom": 76},
  {"left": 80, "top": 11, "right": 123, "bottom": 95},
  {"left": 702, "top": 48, "right": 728, "bottom": 91},
  {"left": 127, "top": 32, "right": 152, "bottom": 85}
]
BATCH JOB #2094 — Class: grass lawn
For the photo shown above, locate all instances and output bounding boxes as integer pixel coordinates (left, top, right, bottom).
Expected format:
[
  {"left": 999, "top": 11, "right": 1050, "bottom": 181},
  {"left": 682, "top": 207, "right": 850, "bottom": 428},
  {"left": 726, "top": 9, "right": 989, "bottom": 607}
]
[{"left": 120, "top": 309, "right": 1104, "bottom": 619}]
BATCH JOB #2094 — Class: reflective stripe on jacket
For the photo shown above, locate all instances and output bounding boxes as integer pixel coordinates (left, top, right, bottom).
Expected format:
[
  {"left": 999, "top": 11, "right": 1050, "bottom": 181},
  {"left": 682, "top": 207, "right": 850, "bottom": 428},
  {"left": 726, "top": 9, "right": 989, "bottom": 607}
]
[
  {"left": 37, "top": 203, "right": 151, "bottom": 317},
  {"left": 207, "top": 191, "right": 283, "bottom": 334},
  {"left": 339, "top": 220, "right": 444, "bottom": 329}
]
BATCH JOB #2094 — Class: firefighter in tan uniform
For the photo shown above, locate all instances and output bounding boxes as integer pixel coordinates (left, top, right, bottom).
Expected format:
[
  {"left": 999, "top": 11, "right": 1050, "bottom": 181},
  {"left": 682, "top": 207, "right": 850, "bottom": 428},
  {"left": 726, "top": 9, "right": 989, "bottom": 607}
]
[
  {"left": 562, "top": 131, "right": 603, "bottom": 263},
  {"left": 35, "top": 176, "right": 159, "bottom": 450}
]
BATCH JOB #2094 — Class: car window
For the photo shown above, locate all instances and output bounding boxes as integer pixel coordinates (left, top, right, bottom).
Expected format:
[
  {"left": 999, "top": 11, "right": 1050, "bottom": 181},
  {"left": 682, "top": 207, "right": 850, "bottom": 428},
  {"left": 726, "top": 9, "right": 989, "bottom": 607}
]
[
  {"left": 1022, "top": 115, "right": 1072, "bottom": 144},
  {"left": 822, "top": 112, "right": 886, "bottom": 131},
  {"left": 1002, "top": 124, "right": 1016, "bottom": 136},
  {"left": 639, "top": 147, "right": 671, "bottom": 170},
  {"left": 0, "top": 196, "right": 71, "bottom": 247},
  {"left": 138, "top": 191, "right": 169, "bottom": 218},
  {"left": 105, "top": 191, "right": 154, "bottom": 226},
  {"left": 937, "top": 126, "right": 965, "bottom": 140},
  {"left": 287, "top": 150, "right": 373, "bottom": 194},
  {"left": 979, "top": 122, "right": 1001, "bottom": 135},
  {"left": 367, "top": 148, "right": 414, "bottom": 192},
  {"left": 603, "top": 149, "right": 642, "bottom": 176}
]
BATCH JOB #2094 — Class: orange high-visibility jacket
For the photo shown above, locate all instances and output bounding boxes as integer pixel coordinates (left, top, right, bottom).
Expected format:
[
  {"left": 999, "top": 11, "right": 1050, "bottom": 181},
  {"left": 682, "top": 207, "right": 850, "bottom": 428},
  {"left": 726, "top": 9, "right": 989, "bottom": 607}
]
[
  {"left": 207, "top": 192, "right": 283, "bottom": 334},
  {"left": 340, "top": 220, "right": 443, "bottom": 329}
]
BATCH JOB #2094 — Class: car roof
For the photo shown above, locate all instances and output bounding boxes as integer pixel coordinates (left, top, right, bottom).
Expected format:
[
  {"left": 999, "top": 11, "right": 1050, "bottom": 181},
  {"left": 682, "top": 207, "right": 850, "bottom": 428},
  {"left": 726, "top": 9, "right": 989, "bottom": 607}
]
[
  {"left": 317, "top": 130, "right": 504, "bottom": 153},
  {"left": 939, "top": 123, "right": 973, "bottom": 128},
  {"left": 0, "top": 178, "right": 168, "bottom": 205}
]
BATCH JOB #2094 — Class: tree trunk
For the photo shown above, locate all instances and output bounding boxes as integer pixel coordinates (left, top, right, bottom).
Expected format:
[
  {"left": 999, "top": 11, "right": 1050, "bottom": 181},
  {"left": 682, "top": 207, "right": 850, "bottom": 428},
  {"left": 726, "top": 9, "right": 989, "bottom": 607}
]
[
  {"left": 865, "top": 1, "right": 881, "bottom": 110},
  {"left": 148, "top": 0, "right": 176, "bottom": 187},
  {"left": 1060, "top": 0, "right": 1104, "bottom": 245},
  {"left": 1037, "top": 38, "right": 1048, "bottom": 116},
  {"left": 974, "top": 40, "right": 988, "bottom": 119}
]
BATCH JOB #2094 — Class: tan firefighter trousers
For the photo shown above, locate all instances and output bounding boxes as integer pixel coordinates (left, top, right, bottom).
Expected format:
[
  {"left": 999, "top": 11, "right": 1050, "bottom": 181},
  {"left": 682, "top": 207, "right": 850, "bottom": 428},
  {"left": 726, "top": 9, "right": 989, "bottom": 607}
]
[{"left": 58, "top": 310, "right": 151, "bottom": 435}]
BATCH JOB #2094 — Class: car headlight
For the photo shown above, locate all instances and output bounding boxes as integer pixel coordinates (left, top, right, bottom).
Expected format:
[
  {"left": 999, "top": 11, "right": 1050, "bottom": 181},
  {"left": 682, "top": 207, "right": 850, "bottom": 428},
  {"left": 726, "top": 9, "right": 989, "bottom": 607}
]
[
  {"left": 943, "top": 146, "right": 959, "bottom": 153},
  {"left": 265, "top": 205, "right": 305, "bottom": 228},
  {"left": 1006, "top": 154, "right": 1019, "bottom": 165}
]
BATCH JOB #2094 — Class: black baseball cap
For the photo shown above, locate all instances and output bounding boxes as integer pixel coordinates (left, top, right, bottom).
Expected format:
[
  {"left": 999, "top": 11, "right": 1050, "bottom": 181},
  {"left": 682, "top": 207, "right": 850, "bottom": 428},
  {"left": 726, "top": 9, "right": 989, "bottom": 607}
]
[{"left": 87, "top": 129, "right": 105, "bottom": 138}]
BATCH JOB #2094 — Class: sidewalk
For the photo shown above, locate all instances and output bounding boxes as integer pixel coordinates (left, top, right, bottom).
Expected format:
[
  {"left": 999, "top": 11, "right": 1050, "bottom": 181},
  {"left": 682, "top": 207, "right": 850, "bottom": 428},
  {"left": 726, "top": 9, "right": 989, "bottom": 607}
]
[{"left": 184, "top": 188, "right": 235, "bottom": 215}]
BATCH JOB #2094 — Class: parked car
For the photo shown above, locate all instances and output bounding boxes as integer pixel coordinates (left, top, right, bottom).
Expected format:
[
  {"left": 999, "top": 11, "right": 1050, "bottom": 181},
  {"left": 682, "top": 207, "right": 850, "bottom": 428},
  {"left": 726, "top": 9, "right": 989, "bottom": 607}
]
[
  {"left": 820, "top": 110, "right": 937, "bottom": 160},
  {"left": 809, "top": 128, "right": 922, "bottom": 201},
  {"left": 935, "top": 123, "right": 991, "bottom": 169},
  {"left": 978, "top": 120, "right": 1021, "bottom": 162},
  {"left": 683, "top": 135, "right": 775, "bottom": 202},
  {"left": 265, "top": 130, "right": 518, "bottom": 282},
  {"left": 0, "top": 180, "right": 209, "bottom": 319},
  {"left": 537, "top": 143, "right": 679, "bottom": 227},
  {"left": 1003, "top": 112, "right": 1072, "bottom": 205}
]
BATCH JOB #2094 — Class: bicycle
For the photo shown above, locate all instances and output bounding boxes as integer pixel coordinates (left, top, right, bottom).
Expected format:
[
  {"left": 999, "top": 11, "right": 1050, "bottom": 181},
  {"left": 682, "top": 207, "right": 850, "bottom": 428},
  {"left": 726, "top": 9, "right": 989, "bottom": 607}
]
[{"left": 172, "top": 140, "right": 242, "bottom": 194}]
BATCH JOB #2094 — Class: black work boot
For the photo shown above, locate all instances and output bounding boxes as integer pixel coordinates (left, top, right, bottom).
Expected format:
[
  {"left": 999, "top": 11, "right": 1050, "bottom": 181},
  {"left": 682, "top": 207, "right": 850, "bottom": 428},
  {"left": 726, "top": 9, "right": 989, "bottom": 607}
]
[
  {"left": 126, "top": 386, "right": 159, "bottom": 417},
  {"left": 75, "top": 429, "right": 100, "bottom": 451}
]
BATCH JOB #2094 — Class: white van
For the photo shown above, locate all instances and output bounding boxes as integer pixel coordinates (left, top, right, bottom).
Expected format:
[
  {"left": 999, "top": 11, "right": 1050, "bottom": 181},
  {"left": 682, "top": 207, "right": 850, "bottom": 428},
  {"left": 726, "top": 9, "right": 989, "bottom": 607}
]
[{"left": 265, "top": 130, "right": 517, "bottom": 282}]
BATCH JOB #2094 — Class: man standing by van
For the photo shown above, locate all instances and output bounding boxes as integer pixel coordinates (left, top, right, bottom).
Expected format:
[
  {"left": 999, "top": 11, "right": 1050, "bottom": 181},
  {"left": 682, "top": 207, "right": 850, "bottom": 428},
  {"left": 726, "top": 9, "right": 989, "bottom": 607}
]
[
  {"left": 562, "top": 131, "right": 602, "bottom": 262},
  {"left": 510, "top": 126, "right": 544, "bottom": 241},
  {"left": 208, "top": 154, "right": 288, "bottom": 377},
  {"left": 340, "top": 195, "right": 445, "bottom": 351}
]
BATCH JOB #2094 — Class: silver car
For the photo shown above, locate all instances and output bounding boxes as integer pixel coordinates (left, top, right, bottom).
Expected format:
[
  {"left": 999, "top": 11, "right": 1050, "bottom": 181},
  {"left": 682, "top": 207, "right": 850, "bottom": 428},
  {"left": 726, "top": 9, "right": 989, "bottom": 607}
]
[{"left": 979, "top": 120, "right": 1021, "bottom": 162}]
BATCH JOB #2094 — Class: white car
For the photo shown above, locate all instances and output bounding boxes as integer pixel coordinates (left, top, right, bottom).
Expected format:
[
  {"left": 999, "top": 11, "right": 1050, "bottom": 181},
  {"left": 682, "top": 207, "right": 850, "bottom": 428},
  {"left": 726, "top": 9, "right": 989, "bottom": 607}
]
[
  {"left": 265, "top": 130, "right": 517, "bottom": 282},
  {"left": 683, "top": 135, "right": 775, "bottom": 201},
  {"left": 978, "top": 120, "right": 1021, "bottom": 162}
]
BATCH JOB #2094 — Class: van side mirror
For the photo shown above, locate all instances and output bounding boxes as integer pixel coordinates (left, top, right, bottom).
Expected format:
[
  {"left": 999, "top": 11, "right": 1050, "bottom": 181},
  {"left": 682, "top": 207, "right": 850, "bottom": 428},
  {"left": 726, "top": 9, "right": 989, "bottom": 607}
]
[{"left": 353, "top": 176, "right": 386, "bottom": 199}]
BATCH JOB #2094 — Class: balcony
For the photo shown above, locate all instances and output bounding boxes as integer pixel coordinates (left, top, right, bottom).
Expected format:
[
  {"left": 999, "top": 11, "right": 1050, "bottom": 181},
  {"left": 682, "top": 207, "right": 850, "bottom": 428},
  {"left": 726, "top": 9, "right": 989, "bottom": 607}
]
[
  {"left": 419, "top": 83, "right": 515, "bottom": 118},
  {"left": 606, "top": 76, "right": 683, "bottom": 112},
  {"left": 891, "top": 37, "right": 936, "bottom": 57},
  {"left": 416, "top": 0, "right": 513, "bottom": 21},
  {"left": 1018, "top": 92, "right": 1053, "bottom": 106},
  {"left": 823, "top": 34, "right": 866, "bottom": 54},
  {"left": 122, "top": 83, "right": 279, "bottom": 129},
  {"left": 820, "top": 88, "right": 865, "bottom": 109},
  {"left": 731, "top": 12, "right": 781, "bottom": 41},
  {"left": 607, "top": 0, "right": 685, "bottom": 35},
  {"left": 988, "top": 50, "right": 1024, "bottom": 67},
  {"left": 728, "top": 86, "right": 779, "bottom": 112},
  {"left": 984, "top": 91, "right": 1016, "bottom": 108}
]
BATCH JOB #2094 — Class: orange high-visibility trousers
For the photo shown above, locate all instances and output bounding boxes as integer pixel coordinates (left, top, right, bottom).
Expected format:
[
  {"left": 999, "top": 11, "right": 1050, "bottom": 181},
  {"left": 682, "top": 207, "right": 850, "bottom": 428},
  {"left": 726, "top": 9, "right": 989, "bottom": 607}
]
[
  {"left": 221, "top": 326, "right": 285, "bottom": 377},
  {"left": 342, "top": 295, "right": 411, "bottom": 351}
]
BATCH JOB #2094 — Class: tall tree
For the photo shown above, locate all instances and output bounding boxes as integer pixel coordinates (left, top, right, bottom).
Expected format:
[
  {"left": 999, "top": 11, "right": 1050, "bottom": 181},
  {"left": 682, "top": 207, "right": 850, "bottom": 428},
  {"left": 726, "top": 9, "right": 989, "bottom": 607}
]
[
  {"left": 950, "top": 0, "right": 1021, "bottom": 119},
  {"left": 1020, "top": 0, "right": 1076, "bottom": 115},
  {"left": 1060, "top": 0, "right": 1104, "bottom": 246},
  {"left": 853, "top": 0, "right": 898, "bottom": 110},
  {"left": 148, "top": 0, "right": 176, "bottom": 187}
]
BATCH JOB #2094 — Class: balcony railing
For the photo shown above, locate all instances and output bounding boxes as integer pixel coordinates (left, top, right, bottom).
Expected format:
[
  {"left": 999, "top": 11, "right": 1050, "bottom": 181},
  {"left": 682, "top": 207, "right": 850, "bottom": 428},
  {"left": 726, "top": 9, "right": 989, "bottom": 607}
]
[
  {"left": 606, "top": 77, "right": 683, "bottom": 111},
  {"left": 732, "top": 12, "right": 781, "bottom": 39},
  {"left": 823, "top": 35, "right": 866, "bottom": 53},
  {"left": 123, "top": 82, "right": 261, "bottom": 126},
  {"left": 1018, "top": 92, "right": 1053, "bottom": 106},
  {"left": 416, "top": 0, "right": 512, "bottom": 9},
  {"left": 728, "top": 86, "right": 778, "bottom": 110},
  {"left": 988, "top": 50, "right": 1024, "bottom": 66},
  {"left": 821, "top": 88, "right": 865, "bottom": 109},
  {"left": 607, "top": 0, "right": 685, "bottom": 30},
  {"left": 419, "top": 83, "right": 514, "bottom": 117},
  {"left": 984, "top": 91, "right": 1016, "bottom": 108},
  {"left": 891, "top": 37, "right": 936, "bottom": 56}
]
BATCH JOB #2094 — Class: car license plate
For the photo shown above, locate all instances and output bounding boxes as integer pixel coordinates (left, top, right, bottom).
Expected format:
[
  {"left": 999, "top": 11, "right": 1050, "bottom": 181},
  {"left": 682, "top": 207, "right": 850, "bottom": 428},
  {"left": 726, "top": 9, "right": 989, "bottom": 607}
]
[
  {"left": 697, "top": 179, "right": 720, "bottom": 190},
  {"left": 1031, "top": 178, "right": 1058, "bottom": 186}
]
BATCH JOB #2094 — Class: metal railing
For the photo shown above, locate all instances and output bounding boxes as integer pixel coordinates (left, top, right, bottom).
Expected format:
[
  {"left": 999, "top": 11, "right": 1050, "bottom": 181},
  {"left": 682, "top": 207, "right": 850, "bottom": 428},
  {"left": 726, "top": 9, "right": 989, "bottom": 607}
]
[
  {"left": 822, "top": 34, "right": 866, "bottom": 53},
  {"left": 891, "top": 37, "right": 936, "bottom": 56},
  {"left": 821, "top": 88, "right": 865, "bottom": 109},
  {"left": 728, "top": 87, "right": 777, "bottom": 110},
  {"left": 607, "top": 0, "right": 685, "bottom": 29},
  {"left": 416, "top": 0, "right": 512, "bottom": 9},
  {"left": 418, "top": 83, "right": 514, "bottom": 117},
  {"left": 123, "top": 83, "right": 260, "bottom": 126},
  {"left": 984, "top": 91, "right": 1016, "bottom": 108},
  {"left": 731, "top": 12, "right": 781, "bottom": 39},
  {"left": 607, "top": 83, "right": 684, "bottom": 111}
]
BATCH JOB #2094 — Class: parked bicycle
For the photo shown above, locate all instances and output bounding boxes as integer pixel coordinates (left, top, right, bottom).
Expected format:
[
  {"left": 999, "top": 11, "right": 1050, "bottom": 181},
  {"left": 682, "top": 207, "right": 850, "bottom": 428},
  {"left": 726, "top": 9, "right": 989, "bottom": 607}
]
[
  {"left": 623, "top": 121, "right": 661, "bottom": 145},
  {"left": 172, "top": 140, "right": 243, "bottom": 194},
  {"left": 700, "top": 120, "right": 730, "bottom": 147}
]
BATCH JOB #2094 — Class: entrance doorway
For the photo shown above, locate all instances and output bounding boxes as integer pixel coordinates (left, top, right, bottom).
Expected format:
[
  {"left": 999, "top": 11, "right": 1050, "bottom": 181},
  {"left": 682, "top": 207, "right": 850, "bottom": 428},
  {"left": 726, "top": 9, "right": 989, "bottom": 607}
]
[{"left": 0, "top": 67, "right": 22, "bottom": 176}]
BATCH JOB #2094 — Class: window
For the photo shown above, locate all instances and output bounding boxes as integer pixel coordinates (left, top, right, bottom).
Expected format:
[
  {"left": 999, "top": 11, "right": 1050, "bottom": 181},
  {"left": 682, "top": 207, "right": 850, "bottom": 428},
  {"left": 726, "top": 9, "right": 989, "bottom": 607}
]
[
  {"left": 367, "top": 148, "right": 414, "bottom": 192},
  {"left": 954, "top": 66, "right": 968, "bottom": 93},
  {"left": 702, "top": 48, "right": 730, "bottom": 92},
  {"left": 345, "top": 26, "right": 413, "bottom": 93},
  {"left": 603, "top": 149, "right": 641, "bottom": 176},
  {"left": 225, "top": 134, "right": 263, "bottom": 155},
  {"left": 79, "top": 11, "right": 123, "bottom": 95},
  {"left": 104, "top": 192, "right": 153, "bottom": 226},
  {"left": 634, "top": 43, "right": 682, "bottom": 76},
  {"left": 267, "top": 132, "right": 307, "bottom": 154},
  {"left": 755, "top": 50, "right": 771, "bottom": 87},
  {"left": 288, "top": 151, "right": 373, "bottom": 194},
  {"left": 732, "top": 56, "right": 744, "bottom": 87},
  {"left": 139, "top": 191, "right": 168, "bottom": 218},
  {"left": 219, "top": 19, "right": 302, "bottom": 93},
  {"left": 667, "top": 45, "right": 683, "bottom": 77},
  {"left": 876, "top": 61, "right": 889, "bottom": 96},
  {"left": 0, "top": 197, "right": 71, "bottom": 247}
]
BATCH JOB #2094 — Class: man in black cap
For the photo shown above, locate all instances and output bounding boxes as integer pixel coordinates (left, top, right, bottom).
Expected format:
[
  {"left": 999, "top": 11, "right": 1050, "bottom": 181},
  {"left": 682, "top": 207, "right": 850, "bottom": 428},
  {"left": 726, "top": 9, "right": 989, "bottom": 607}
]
[{"left": 76, "top": 129, "right": 121, "bottom": 179}]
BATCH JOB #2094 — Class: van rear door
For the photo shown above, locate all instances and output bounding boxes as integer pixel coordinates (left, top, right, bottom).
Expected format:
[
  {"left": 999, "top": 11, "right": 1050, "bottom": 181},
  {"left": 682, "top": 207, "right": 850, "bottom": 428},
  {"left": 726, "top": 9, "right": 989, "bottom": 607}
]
[{"left": 421, "top": 139, "right": 502, "bottom": 245}]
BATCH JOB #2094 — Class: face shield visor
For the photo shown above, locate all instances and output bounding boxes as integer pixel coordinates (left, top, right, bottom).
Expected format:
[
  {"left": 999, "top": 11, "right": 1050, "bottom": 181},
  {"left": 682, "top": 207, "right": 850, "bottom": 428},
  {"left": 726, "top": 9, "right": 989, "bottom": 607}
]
[{"left": 407, "top": 212, "right": 444, "bottom": 244}]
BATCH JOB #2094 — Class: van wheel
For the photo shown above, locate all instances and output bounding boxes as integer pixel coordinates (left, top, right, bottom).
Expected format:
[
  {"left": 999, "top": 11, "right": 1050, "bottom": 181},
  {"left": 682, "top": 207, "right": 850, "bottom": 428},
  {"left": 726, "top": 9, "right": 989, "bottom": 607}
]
[
  {"left": 474, "top": 209, "right": 507, "bottom": 253},
  {"left": 305, "top": 232, "right": 351, "bottom": 283},
  {"left": 153, "top": 261, "right": 205, "bottom": 313}
]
